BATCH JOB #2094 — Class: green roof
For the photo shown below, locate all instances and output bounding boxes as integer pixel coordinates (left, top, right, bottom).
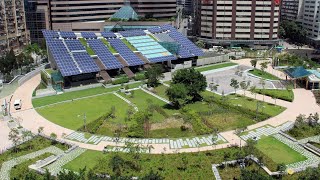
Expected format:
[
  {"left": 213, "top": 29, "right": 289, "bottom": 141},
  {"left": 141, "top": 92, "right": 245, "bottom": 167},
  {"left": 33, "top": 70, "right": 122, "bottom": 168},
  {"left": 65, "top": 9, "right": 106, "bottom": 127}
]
[
  {"left": 110, "top": 5, "right": 139, "bottom": 20},
  {"left": 283, "top": 66, "right": 312, "bottom": 79}
]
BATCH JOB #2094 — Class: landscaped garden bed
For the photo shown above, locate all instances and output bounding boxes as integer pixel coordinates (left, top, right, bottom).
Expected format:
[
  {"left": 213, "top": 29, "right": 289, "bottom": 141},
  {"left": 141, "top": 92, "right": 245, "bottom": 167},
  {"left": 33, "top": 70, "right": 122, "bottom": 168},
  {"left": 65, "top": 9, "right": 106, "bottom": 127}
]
[
  {"left": 287, "top": 113, "right": 320, "bottom": 140},
  {"left": 252, "top": 89, "right": 294, "bottom": 102},
  {"left": 248, "top": 69, "right": 280, "bottom": 80},
  {"left": 195, "top": 62, "right": 237, "bottom": 72}
]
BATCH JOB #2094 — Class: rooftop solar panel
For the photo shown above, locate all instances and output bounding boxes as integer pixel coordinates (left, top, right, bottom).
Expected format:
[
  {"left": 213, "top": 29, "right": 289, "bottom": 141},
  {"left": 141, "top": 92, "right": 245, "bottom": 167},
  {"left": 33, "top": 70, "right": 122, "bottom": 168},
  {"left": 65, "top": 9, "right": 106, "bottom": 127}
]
[
  {"left": 119, "top": 30, "right": 146, "bottom": 37},
  {"left": 42, "top": 30, "right": 59, "bottom": 39},
  {"left": 65, "top": 40, "right": 86, "bottom": 51},
  {"left": 101, "top": 32, "right": 117, "bottom": 39},
  {"left": 73, "top": 52, "right": 100, "bottom": 73},
  {"left": 87, "top": 39, "right": 123, "bottom": 70},
  {"left": 81, "top": 32, "right": 97, "bottom": 39},
  {"left": 60, "top": 31, "right": 77, "bottom": 39},
  {"left": 108, "top": 39, "right": 145, "bottom": 66},
  {"left": 147, "top": 27, "right": 163, "bottom": 34}
]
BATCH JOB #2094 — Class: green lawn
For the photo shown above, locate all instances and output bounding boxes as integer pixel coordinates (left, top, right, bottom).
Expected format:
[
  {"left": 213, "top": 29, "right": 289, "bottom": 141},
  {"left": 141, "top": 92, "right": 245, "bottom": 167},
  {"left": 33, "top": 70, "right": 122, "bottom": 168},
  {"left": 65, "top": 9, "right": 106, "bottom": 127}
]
[
  {"left": 79, "top": 38, "right": 95, "bottom": 55},
  {"left": 101, "top": 38, "right": 117, "bottom": 53},
  {"left": 256, "top": 136, "right": 307, "bottom": 164},
  {"left": 36, "top": 94, "right": 130, "bottom": 130},
  {"left": 32, "top": 86, "right": 120, "bottom": 107},
  {"left": 63, "top": 147, "right": 242, "bottom": 179},
  {"left": 121, "top": 38, "right": 137, "bottom": 51},
  {"left": 248, "top": 69, "right": 280, "bottom": 80},
  {"left": 195, "top": 62, "right": 238, "bottom": 72},
  {"left": 252, "top": 89, "right": 294, "bottom": 102},
  {"left": 119, "top": 89, "right": 179, "bottom": 123},
  {"left": 153, "top": 85, "right": 169, "bottom": 100}
]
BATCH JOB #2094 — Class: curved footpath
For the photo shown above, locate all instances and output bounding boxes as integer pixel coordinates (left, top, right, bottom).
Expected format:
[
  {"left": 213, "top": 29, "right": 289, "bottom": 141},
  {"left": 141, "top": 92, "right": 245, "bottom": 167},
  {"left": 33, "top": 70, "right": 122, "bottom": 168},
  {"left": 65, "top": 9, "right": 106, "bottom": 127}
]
[{"left": 2, "top": 59, "right": 319, "bottom": 154}]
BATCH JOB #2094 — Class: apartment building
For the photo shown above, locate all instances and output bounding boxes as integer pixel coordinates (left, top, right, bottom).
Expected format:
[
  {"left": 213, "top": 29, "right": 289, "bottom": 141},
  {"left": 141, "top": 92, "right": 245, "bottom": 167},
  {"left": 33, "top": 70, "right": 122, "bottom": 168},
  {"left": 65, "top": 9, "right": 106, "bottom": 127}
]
[
  {"left": 177, "top": 0, "right": 194, "bottom": 15},
  {"left": 198, "top": 0, "right": 280, "bottom": 47},
  {"left": 281, "top": 0, "right": 304, "bottom": 21},
  {"left": 300, "top": 0, "right": 320, "bottom": 45},
  {"left": 0, "top": 0, "right": 29, "bottom": 55}
]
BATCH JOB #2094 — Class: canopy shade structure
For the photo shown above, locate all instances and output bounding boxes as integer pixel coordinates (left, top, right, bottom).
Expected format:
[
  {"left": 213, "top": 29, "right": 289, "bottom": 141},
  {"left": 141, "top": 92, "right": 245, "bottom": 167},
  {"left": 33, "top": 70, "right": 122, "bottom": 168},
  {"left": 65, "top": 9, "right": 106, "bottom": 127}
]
[{"left": 283, "top": 66, "right": 312, "bottom": 79}]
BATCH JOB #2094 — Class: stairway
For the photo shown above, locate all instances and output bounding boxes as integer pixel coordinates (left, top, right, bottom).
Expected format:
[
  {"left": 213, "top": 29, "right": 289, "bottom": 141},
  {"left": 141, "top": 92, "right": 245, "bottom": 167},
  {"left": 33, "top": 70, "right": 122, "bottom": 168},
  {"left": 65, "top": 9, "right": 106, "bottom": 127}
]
[
  {"left": 116, "top": 55, "right": 129, "bottom": 66},
  {"left": 100, "top": 70, "right": 112, "bottom": 82},
  {"left": 122, "top": 67, "right": 135, "bottom": 78}
]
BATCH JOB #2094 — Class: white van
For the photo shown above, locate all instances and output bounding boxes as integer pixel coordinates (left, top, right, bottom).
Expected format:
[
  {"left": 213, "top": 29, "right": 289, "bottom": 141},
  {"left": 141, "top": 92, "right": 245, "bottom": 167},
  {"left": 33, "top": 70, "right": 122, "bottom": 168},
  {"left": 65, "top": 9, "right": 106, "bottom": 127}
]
[{"left": 13, "top": 99, "right": 22, "bottom": 110}]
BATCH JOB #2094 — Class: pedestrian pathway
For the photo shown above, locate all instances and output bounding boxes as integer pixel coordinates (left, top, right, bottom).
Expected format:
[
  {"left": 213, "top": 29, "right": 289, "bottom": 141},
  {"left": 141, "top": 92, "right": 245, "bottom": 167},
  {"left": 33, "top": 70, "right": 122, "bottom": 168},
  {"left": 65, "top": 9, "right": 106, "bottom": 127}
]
[
  {"left": 240, "top": 121, "right": 294, "bottom": 141},
  {"left": 0, "top": 146, "right": 64, "bottom": 180},
  {"left": 65, "top": 132, "right": 227, "bottom": 150},
  {"left": 46, "top": 147, "right": 86, "bottom": 176},
  {"left": 113, "top": 92, "right": 138, "bottom": 112},
  {"left": 273, "top": 134, "right": 320, "bottom": 170},
  {"left": 298, "top": 135, "right": 320, "bottom": 144},
  {"left": 141, "top": 88, "right": 171, "bottom": 104}
]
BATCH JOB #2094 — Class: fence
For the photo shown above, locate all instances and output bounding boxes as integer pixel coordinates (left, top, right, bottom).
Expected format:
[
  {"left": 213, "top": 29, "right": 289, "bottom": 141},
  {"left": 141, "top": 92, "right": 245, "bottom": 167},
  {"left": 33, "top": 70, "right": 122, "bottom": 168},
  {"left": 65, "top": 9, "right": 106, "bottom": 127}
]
[{"left": 18, "top": 64, "right": 47, "bottom": 86}]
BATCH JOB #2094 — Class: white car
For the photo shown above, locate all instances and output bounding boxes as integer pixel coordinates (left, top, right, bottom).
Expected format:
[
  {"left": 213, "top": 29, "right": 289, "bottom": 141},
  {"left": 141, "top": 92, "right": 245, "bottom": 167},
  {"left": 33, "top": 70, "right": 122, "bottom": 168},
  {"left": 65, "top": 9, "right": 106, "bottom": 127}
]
[{"left": 13, "top": 99, "right": 22, "bottom": 110}]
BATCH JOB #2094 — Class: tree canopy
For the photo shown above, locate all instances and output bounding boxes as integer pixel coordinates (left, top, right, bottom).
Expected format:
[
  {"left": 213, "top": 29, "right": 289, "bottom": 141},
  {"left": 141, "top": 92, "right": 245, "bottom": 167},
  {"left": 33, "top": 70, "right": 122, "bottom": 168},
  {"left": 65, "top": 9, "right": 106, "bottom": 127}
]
[
  {"left": 145, "top": 64, "right": 164, "bottom": 87},
  {"left": 279, "top": 20, "right": 307, "bottom": 44}
]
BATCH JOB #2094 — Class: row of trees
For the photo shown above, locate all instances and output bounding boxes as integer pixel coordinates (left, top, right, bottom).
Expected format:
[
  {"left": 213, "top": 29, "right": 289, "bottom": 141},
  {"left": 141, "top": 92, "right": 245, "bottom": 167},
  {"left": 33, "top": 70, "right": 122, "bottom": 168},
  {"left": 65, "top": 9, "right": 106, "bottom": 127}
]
[{"left": 279, "top": 20, "right": 307, "bottom": 44}]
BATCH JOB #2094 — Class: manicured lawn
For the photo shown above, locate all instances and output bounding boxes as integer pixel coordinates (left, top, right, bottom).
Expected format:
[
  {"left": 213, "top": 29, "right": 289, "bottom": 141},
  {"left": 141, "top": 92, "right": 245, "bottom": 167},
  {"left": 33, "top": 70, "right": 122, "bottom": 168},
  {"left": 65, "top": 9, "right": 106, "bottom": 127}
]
[
  {"left": 32, "top": 86, "right": 120, "bottom": 107},
  {"left": 252, "top": 89, "right": 294, "bottom": 102},
  {"left": 79, "top": 38, "right": 95, "bottom": 55},
  {"left": 256, "top": 136, "right": 307, "bottom": 165},
  {"left": 248, "top": 69, "right": 280, "bottom": 80},
  {"left": 101, "top": 38, "right": 117, "bottom": 53},
  {"left": 36, "top": 94, "right": 130, "bottom": 130},
  {"left": 119, "top": 89, "right": 179, "bottom": 123},
  {"left": 121, "top": 38, "right": 137, "bottom": 51},
  {"left": 153, "top": 85, "right": 169, "bottom": 100},
  {"left": 63, "top": 147, "right": 243, "bottom": 179},
  {"left": 195, "top": 62, "right": 238, "bottom": 72}
]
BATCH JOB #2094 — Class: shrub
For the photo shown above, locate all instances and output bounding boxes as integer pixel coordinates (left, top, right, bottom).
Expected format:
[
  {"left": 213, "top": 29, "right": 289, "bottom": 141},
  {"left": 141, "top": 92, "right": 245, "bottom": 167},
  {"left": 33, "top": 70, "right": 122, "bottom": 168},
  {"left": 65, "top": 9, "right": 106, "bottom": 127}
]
[
  {"left": 180, "top": 108, "right": 211, "bottom": 135},
  {"left": 40, "top": 70, "right": 49, "bottom": 85},
  {"left": 112, "top": 77, "right": 129, "bottom": 85},
  {"left": 134, "top": 73, "right": 146, "bottom": 81}
]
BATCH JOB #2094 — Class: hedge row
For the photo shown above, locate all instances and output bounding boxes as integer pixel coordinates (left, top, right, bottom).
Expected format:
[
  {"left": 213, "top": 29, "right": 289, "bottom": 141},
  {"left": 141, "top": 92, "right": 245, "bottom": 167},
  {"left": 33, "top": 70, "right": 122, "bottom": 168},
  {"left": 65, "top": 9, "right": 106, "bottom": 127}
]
[{"left": 112, "top": 77, "right": 129, "bottom": 85}]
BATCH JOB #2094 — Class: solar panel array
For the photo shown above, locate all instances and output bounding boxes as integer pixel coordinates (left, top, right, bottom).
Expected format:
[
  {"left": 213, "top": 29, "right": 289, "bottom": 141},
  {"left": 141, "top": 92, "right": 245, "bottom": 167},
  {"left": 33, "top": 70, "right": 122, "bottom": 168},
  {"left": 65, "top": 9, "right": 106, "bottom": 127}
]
[
  {"left": 59, "top": 31, "right": 77, "bottom": 39},
  {"left": 108, "top": 39, "right": 145, "bottom": 66},
  {"left": 81, "top": 32, "right": 97, "bottom": 39},
  {"left": 126, "top": 36, "right": 176, "bottom": 63},
  {"left": 119, "top": 30, "right": 146, "bottom": 37},
  {"left": 101, "top": 32, "right": 117, "bottom": 39},
  {"left": 177, "top": 46, "right": 194, "bottom": 58},
  {"left": 65, "top": 40, "right": 86, "bottom": 51},
  {"left": 42, "top": 30, "right": 59, "bottom": 39},
  {"left": 73, "top": 52, "right": 100, "bottom": 73},
  {"left": 46, "top": 39, "right": 81, "bottom": 76},
  {"left": 87, "top": 39, "right": 123, "bottom": 70},
  {"left": 147, "top": 27, "right": 163, "bottom": 34}
]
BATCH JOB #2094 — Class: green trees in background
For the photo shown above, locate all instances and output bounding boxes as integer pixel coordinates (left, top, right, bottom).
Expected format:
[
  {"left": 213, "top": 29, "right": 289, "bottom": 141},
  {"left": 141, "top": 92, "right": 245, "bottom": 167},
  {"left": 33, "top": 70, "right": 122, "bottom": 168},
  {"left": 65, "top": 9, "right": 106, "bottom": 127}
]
[
  {"left": 279, "top": 20, "right": 307, "bottom": 44},
  {"left": 145, "top": 64, "right": 164, "bottom": 87}
]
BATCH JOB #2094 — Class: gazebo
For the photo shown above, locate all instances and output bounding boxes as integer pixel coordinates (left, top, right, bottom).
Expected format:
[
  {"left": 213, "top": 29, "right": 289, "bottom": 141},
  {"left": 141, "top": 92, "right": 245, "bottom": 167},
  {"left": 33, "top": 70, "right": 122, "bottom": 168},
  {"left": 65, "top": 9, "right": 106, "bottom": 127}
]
[{"left": 283, "top": 66, "right": 312, "bottom": 89}]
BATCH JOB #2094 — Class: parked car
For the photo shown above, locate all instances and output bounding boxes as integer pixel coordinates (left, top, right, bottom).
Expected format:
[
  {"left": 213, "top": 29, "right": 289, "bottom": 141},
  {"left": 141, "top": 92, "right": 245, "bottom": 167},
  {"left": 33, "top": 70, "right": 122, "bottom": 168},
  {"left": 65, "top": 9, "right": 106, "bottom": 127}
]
[{"left": 13, "top": 99, "right": 22, "bottom": 110}]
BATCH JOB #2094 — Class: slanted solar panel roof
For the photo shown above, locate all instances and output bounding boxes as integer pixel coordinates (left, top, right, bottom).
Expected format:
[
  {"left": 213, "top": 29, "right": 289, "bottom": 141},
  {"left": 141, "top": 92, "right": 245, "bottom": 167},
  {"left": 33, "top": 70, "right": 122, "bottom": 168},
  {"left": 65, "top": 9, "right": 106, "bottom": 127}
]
[
  {"left": 108, "top": 38, "right": 145, "bottom": 66},
  {"left": 65, "top": 40, "right": 86, "bottom": 51},
  {"left": 87, "top": 39, "right": 123, "bottom": 70},
  {"left": 73, "top": 52, "right": 100, "bottom": 74},
  {"left": 101, "top": 32, "right": 117, "bottom": 39},
  {"left": 148, "top": 27, "right": 163, "bottom": 34},
  {"left": 81, "top": 32, "right": 97, "bottom": 39},
  {"left": 42, "top": 30, "right": 59, "bottom": 39},
  {"left": 60, "top": 31, "right": 77, "bottom": 39},
  {"left": 119, "top": 30, "right": 146, "bottom": 37}
]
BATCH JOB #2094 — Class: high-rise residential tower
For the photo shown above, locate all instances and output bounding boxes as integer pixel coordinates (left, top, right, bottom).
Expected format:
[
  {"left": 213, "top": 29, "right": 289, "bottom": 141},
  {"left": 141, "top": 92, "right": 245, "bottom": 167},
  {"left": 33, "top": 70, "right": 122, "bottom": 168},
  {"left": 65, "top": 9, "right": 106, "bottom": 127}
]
[
  {"left": 0, "top": 0, "right": 29, "bottom": 55},
  {"left": 198, "top": 0, "right": 281, "bottom": 47}
]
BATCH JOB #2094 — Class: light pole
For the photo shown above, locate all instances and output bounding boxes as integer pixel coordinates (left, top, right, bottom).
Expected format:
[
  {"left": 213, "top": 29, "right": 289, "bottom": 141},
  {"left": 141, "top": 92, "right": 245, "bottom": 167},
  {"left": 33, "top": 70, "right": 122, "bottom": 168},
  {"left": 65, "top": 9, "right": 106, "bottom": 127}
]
[{"left": 78, "top": 113, "right": 87, "bottom": 132}]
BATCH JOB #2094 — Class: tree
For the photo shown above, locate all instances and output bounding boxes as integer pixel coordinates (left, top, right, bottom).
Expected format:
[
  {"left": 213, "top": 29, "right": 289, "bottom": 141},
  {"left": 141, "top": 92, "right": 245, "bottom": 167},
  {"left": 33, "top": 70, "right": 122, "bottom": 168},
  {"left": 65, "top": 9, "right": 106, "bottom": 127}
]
[
  {"left": 277, "top": 163, "right": 286, "bottom": 176},
  {"left": 240, "top": 169, "right": 272, "bottom": 180},
  {"left": 250, "top": 85, "right": 257, "bottom": 99},
  {"left": 298, "top": 167, "right": 320, "bottom": 180},
  {"left": 259, "top": 79, "right": 266, "bottom": 102},
  {"left": 50, "top": 133, "right": 57, "bottom": 144},
  {"left": 260, "top": 62, "right": 269, "bottom": 74},
  {"left": 142, "top": 170, "right": 164, "bottom": 180},
  {"left": 145, "top": 64, "right": 164, "bottom": 87},
  {"left": 250, "top": 59, "right": 258, "bottom": 69},
  {"left": 38, "top": 126, "right": 44, "bottom": 134},
  {"left": 109, "top": 155, "right": 125, "bottom": 176},
  {"left": 166, "top": 83, "right": 191, "bottom": 108},
  {"left": 280, "top": 20, "right": 307, "bottom": 44},
  {"left": 230, "top": 78, "right": 239, "bottom": 94},
  {"left": 0, "top": 49, "right": 17, "bottom": 81},
  {"left": 240, "top": 81, "right": 251, "bottom": 96},
  {"left": 209, "top": 82, "right": 219, "bottom": 92},
  {"left": 21, "top": 130, "right": 33, "bottom": 142},
  {"left": 8, "top": 128, "right": 21, "bottom": 152},
  {"left": 244, "top": 139, "right": 257, "bottom": 156},
  {"left": 172, "top": 68, "right": 207, "bottom": 101},
  {"left": 196, "top": 40, "right": 205, "bottom": 48}
]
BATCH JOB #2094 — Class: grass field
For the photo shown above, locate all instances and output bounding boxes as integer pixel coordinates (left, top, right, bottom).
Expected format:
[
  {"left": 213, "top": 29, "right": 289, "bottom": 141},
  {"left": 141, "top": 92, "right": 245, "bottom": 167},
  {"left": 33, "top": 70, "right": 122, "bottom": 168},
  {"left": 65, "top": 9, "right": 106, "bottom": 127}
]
[
  {"left": 32, "top": 82, "right": 143, "bottom": 107},
  {"left": 248, "top": 69, "right": 280, "bottom": 80},
  {"left": 121, "top": 39, "right": 137, "bottom": 51},
  {"left": 79, "top": 38, "right": 95, "bottom": 55},
  {"left": 256, "top": 136, "right": 307, "bottom": 164},
  {"left": 101, "top": 38, "right": 117, "bottom": 53},
  {"left": 36, "top": 94, "right": 130, "bottom": 130},
  {"left": 252, "top": 89, "right": 294, "bottom": 102},
  {"left": 195, "top": 62, "right": 238, "bottom": 72},
  {"left": 153, "top": 85, "right": 169, "bottom": 100}
]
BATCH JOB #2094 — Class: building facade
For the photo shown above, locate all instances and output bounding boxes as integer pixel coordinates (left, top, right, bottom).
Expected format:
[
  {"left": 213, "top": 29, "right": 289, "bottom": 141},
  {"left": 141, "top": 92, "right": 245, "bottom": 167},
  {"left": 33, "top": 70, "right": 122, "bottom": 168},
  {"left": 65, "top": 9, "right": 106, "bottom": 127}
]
[
  {"left": 300, "top": 0, "right": 320, "bottom": 45},
  {"left": 198, "top": 0, "right": 280, "bottom": 47},
  {"left": 280, "top": 0, "right": 304, "bottom": 21},
  {"left": 0, "top": 0, "right": 29, "bottom": 55}
]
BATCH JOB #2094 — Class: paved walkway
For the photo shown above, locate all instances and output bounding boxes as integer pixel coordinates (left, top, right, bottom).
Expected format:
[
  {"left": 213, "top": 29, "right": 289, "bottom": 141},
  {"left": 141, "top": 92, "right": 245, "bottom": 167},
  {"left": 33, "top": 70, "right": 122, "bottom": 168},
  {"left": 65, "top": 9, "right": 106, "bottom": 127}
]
[{"left": 3, "top": 59, "right": 320, "bottom": 154}]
